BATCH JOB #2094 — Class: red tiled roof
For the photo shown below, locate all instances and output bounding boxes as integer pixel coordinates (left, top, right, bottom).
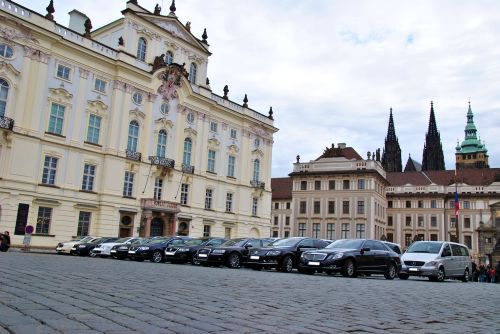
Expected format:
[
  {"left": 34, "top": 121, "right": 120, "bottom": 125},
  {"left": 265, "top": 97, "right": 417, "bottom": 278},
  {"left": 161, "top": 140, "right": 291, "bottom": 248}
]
[
  {"left": 315, "top": 146, "right": 362, "bottom": 161},
  {"left": 388, "top": 168, "right": 500, "bottom": 186},
  {"left": 271, "top": 177, "right": 292, "bottom": 200}
]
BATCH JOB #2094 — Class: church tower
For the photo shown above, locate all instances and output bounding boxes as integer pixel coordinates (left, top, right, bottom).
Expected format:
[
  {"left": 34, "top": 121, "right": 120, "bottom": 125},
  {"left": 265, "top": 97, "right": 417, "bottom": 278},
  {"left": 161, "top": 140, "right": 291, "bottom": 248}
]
[
  {"left": 455, "top": 102, "right": 489, "bottom": 169},
  {"left": 422, "top": 101, "right": 445, "bottom": 171},
  {"left": 381, "top": 108, "right": 402, "bottom": 172}
]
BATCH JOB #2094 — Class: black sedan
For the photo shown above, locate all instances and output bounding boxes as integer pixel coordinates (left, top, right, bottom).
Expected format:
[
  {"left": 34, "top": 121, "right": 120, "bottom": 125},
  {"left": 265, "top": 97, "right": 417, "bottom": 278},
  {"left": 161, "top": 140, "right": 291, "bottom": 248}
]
[
  {"left": 164, "top": 237, "right": 226, "bottom": 264},
  {"left": 246, "top": 237, "right": 331, "bottom": 272},
  {"left": 128, "top": 236, "right": 191, "bottom": 263},
  {"left": 110, "top": 238, "right": 149, "bottom": 259},
  {"left": 73, "top": 237, "right": 118, "bottom": 257},
  {"left": 298, "top": 239, "right": 401, "bottom": 279},
  {"left": 196, "top": 238, "right": 273, "bottom": 269}
]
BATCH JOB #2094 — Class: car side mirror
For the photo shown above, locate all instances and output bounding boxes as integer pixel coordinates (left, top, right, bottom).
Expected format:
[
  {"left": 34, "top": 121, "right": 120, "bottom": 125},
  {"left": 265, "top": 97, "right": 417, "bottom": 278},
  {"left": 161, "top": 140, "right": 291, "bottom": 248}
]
[
  {"left": 245, "top": 244, "right": 253, "bottom": 249},
  {"left": 361, "top": 247, "right": 370, "bottom": 254}
]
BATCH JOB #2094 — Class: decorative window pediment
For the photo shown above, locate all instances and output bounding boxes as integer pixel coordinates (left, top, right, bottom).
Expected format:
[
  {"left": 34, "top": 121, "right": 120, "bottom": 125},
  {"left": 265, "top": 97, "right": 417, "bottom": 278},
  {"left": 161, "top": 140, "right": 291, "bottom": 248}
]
[
  {"left": 130, "top": 108, "right": 146, "bottom": 120},
  {"left": 184, "top": 127, "right": 197, "bottom": 137},
  {"left": 252, "top": 148, "right": 264, "bottom": 158},
  {"left": 208, "top": 137, "right": 219, "bottom": 148},
  {"left": 0, "top": 61, "right": 19, "bottom": 78},
  {"left": 87, "top": 100, "right": 108, "bottom": 115},
  {"left": 228, "top": 144, "right": 239, "bottom": 154},
  {"left": 154, "top": 118, "right": 173, "bottom": 129},
  {"left": 49, "top": 87, "right": 73, "bottom": 103}
]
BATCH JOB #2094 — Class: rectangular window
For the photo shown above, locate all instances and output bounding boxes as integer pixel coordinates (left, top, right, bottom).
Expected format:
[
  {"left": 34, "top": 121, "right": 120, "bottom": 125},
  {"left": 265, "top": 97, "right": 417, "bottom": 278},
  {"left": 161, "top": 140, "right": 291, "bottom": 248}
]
[
  {"left": 252, "top": 197, "right": 258, "bottom": 216},
  {"left": 328, "top": 200, "right": 335, "bottom": 214},
  {"left": 405, "top": 216, "right": 412, "bottom": 227},
  {"left": 227, "top": 155, "right": 235, "bottom": 177},
  {"left": 405, "top": 234, "right": 412, "bottom": 247},
  {"left": 327, "top": 223, "right": 335, "bottom": 240},
  {"left": 314, "top": 201, "right": 321, "bottom": 214},
  {"left": 356, "top": 224, "right": 365, "bottom": 238},
  {"left": 358, "top": 179, "right": 365, "bottom": 190},
  {"left": 299, "top": 201, "right": 306, "bottom": 214},
  {"left": 298, "top": 223, "right": 306, "bottom": 237},
  {"left": 431, "top": 216, "right": 437, "bottom": 227},
  {"left": 357, "top": 201, "right": 365, "bottom": 214},
  {"left": 274, "top": 202, "right": 279, "bottom": 210},
  {"left": 450, "top": 217, "right": 456, "bottom": 228},
  {"left": 388, "top": 200, "right": 393, "bottom": 208},
  {"left": 48, "top": 103, "right": 65, "bottom": 135},
  {"left": 36, "top": 207, "right": 52, "bottom": 234},
  {"left": 417, "top": 216, "right": 424, "bottom": 227},
  {"left": 418, "top": 200, "right": 423, "bottom": 208},
  {"left": 286, "top": 202, "right": 290, "bottom": 209},
  {"left": 285, "top": 216, "right": 290, "bottom": 225},
  {"left": 341, "top": 223, "right": 350, "bottom": 239},
  {"left": 463, "top": 201, "right": 470, "bottom": 209},
  {"left": 406, "top": 200, "right": 411, "bottom": 208},
  {"left": 56, "top": 64, "right": 71, "bottom": 80},
  {"left": 329, "top": 180, "right": 335, "bottom": 190},
  {"left": 180, "top": 184, "right": 189, "bottom": 205},
  {"left": 431, "top": 200, "right": 437, "bottom": 208},
  {"left": 272, "top": 230, "right": 279, "bottom": 238},
  {"left": 123, "top": 171, "right": 134, "bottom": 197},
  {"left": 388, "top": 216, "right": 393, "bottom": 226},
  {"left": 230, "top": 128, "right": 237, "bottom": 139},
  {"left": 312, "top": 223, "right": 320, "bottom": 238},
  {"left": 225, "top": 227, "right": 231, "bottom": 239},
  {"left": 210, "top": 121, "right": 218, "bottom": 133},
  {"left": 386, "top": 233, "right": 394, "bottom": 242},
  {"left": 314, "top": 180, "right": 321, "bottom": 190},
  {"left": 430, "top": 234, "right": 438, "bottom": 241},
  {"left": 77, "top": 211, "right": 91, "bottom": 236},
  {"left": 449, "top": 200, "right": 455, "bottom": 209},
  {"left": 343, "top": 180, "right": 350, "bottom": 190},
  {"left": 226, "top": 192, "right": 233, "bottom": 212},
  {"left": 300, "top": 181, "right": 307, "bottom": 190},
  {"left": 207, "top": 149, "right": 216, "bottom": 173},
  {"left": 284, "top": 230, "right": 290, "bottom": 238},
  {"left": 342, "top": 201, "right": 349, "bottom": 214},
  {"left": 94, "top": 78, "right": 106, "bottom": 93},
  {"left": 203, "top": 225, "right": 211, "bottom": 237},
  {"left": 81, "top": 163, "right": 95, "bottom": 191},
  {"left": 153, "top": 178, "right": 163, "bottom": 200},
  {"left": 42, "top": 156, "right": 58, "bottom": 185},
  {"left": 86, "top": 114, "right": 101, "bottom": 144},
  {"left": 274, "top": 216, "right": 278, "bottom": 225},
  {"left": 464, "top": 217, "right": 471, "bottom": 229},
  {"left": 464, "top": 235, "right": 472, "bottom": 249}
]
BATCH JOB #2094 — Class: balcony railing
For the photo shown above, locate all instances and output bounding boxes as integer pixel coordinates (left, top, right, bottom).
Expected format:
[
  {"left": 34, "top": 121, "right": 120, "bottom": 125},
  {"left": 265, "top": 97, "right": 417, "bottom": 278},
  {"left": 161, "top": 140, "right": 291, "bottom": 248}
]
[
  {"left": 181, "top": 164, "right": 195, "bottom": 174},
  {"left": 125, "top": 150, "right": 142, "bottom": 161},
  {"left": 149, "top": 156, "right": 175, "bottom": 168},
  {"left": 0, "top": 116, "right": 14, "bottom": 130},
  {"left": 140, "top": 198, "right": 180, "bottom": 213},
  {"left": 250, "top": 180, "right": 265, "bottom": 189}
]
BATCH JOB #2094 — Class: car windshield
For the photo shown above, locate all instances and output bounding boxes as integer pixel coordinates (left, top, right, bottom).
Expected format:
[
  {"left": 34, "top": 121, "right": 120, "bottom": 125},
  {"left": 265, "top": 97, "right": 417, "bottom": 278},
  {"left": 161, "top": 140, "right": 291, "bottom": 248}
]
[
  {"left": 149, "top": 238, "right": 169, "bottom": 244},
  {"left": 114, "top": 238, "right": 130, "bottom": 243},
  {"left": 270, "top": 238, "right": 303, "bottom": 247},
  {"left": 406, "top": 242, "right": 443, "bottom": 254},
  {"left": 221, "top": 239, "right": 246, "bottom": 247},
  {"left": 78, "top": 236, "right": 93, "bottom": 242},
  {"left": 326, "top": 239, "right": 364, "bottom": 249},
  {"left": 184, "top": 239, "right": 204, "bottom": 246}
]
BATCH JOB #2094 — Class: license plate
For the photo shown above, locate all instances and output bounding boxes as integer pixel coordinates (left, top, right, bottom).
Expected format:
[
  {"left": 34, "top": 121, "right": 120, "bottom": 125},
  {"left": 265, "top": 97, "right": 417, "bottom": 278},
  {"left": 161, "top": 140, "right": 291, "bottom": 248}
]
[
  {"left": 71, "top": 247, "right": 76, "bottom": 250},
  {"left": 165, "top": 251, "right": 176, "bottom": 256},
  {"left": 128, "top": 250, "right": 136, "bottom": 254},
  {"left": 119, "top": 247, "right": 127, "bottom": 250},
  {"left": 250, "top": 256, "right": 260, "bottom": 260},
  {"left": 110, "top": 250, "right": 116, "bottom": 253},
  {"left": 409, "top": 267, "right": 418, "bottom": 272},
  {"left": 198, "top": 254, "right": 207, "bottom": 258},
  {"left": 308, "top": 261, "right": 320, "bottom": 266}
]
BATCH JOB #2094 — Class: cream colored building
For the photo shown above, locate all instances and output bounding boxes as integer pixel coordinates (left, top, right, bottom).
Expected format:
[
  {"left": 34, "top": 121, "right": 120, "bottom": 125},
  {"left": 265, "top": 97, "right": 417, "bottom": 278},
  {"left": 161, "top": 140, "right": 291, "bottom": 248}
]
[{"left": 0, "top": 0, "right": 277, "bottom": 247}]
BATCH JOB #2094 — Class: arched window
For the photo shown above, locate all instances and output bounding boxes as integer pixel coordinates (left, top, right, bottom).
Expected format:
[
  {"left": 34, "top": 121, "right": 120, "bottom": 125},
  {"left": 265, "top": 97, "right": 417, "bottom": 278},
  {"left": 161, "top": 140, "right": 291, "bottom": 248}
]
[
  {"left": 253, "top": 159, "right": 260, "bottom": 182},
  {"left": 0, "top": 78, "right": 8, "bottom": 117},
  {"left": 127, "top": 120, "right": 139, "bottom": 152},
  {"left": 157, "top": 129, "right": 167, "bottom": 158},
  {"left": 165, "top": 51, "right": 173, "bottom": 65},
  {"left": 188, "top": 63, "right": 197, "bottom": 84},
  {"left": 137, "top": 37, "right": 147, "bottom": 62},
  {"left": 183, "top": 138, "right": 192, "bottom": 166}
]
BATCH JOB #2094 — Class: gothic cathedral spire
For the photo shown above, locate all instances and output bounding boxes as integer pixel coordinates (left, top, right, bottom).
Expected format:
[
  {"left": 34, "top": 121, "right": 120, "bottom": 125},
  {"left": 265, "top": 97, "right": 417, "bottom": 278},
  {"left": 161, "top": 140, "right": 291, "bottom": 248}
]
[
  {"left": 381, "top": 108, "right": 402, "bottom": 172},
  {"left": 422, "top": 101, "right": 445, "bottom": 171}
]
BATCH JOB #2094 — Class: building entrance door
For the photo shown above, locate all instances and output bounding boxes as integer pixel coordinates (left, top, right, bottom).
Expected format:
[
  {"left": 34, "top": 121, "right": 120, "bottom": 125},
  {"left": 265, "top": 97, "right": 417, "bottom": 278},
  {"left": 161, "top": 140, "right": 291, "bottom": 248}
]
[{"left": 151, "top": 218, "right": 164, "bottom": 237}]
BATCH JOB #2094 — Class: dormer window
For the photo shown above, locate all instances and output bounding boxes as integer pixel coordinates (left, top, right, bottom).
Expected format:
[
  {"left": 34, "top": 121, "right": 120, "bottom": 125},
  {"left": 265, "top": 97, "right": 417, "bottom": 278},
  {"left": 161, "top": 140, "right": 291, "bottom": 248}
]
[
  {"left": 137, "top": 37, "right": 147, "bottom": 62},
  {"left": 188, "top": 63, "right": 197, "bottom": 84},
  {"left": 165, "top": 51, "right": 173, "bottom": 65}
]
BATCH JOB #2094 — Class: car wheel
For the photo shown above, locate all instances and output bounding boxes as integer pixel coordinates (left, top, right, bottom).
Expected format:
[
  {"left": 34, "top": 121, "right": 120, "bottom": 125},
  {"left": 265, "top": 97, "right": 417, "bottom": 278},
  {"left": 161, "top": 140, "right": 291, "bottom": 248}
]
[
  {"left": 89, "top": 251, "right": 97, "bottom": 258},
  {"left": 227, "top": 253, "right": 241, "bottom": 269},
  {"left": 384, "top": 263, "right": 397, "bottom": 280},
  {"left": 280, "top": 255, "right": 293, "bottom": 273},
  {"left": 430, "top": 267, "right": 445, "bottom": 282},
  {"left": 191, "top": 256, "right": 200, "bottom": 266},
  {"left": 461, "top": 269, "right": 470, "bottom": 282},
  {"left": 341, "top": 259, "right": 356, "bottom": 278},
  {"left": 398, "top": 273, "right": 409, "bottom": 280},
  {"left": 152, "top": 251, "right": 163, "bottom": 263}
]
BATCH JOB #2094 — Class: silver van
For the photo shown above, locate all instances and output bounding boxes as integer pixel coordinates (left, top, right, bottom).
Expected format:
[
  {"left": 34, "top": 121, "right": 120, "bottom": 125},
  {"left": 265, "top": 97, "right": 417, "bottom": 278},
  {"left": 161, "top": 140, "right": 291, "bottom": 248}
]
[{"left": 399, "top": 241, "right": 471, "bottom": 282}]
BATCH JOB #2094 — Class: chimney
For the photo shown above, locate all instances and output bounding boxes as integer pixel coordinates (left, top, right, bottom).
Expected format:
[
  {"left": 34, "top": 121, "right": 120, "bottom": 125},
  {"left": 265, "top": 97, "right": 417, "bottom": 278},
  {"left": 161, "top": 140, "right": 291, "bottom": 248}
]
[
  {"left": 68, "top": 9, "right": 88, "bottom": 35},
  {"left": 338, "top": 143, "right": 347, "bottom": 149}
]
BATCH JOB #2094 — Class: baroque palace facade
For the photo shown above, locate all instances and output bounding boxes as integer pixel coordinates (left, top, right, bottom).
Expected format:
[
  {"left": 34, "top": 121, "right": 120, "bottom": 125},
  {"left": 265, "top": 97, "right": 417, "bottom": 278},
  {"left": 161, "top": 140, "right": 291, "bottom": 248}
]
[
  {"left": 271, "top": 104, "right": 500, "bottom": 263},
  {"left": 0, "top": 0, "right": 277, "bottom": 247}
]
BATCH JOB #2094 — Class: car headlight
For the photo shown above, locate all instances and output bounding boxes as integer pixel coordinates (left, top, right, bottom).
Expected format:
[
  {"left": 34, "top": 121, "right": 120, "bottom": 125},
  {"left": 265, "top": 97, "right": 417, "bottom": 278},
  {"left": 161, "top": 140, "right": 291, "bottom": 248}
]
[
  {"left": 138, "top": 246, "right": 150, "bottom": 251},
  {"left": 424, "top": 261, "right": 438, "bottom": 267},
  {"left": 212, "top": 249, "right": 226, "bottom": 254},
  {"left": 328, "top": 252, "right": 344, "bottom": 260},
  {"left": 266, "top": 250, "right": 281, "bottom": 256}
]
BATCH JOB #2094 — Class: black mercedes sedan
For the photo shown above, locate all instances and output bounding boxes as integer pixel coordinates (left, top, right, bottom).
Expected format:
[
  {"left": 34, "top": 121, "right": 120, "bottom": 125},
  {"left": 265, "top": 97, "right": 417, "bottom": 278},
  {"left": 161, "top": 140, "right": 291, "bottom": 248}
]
[
  {"left": 245, "top": 237, "right": 331, "bottom": 273},
  {"left": 110, "top": 237, "right": 150, "bottom": 259},
  {"left": 298, "top": 239, "right": 401, "bottom": 279},
  {"left": 128, "top": 236, "right": 192, "bottom": 263},
  {"left": 164, "top": 237, "right": 226, "bottom": 264},
  {"left": 196, "top": 238, "right": 273, "bottom": 269},
  {"left": 73, "top": 237, "right": 118, "bottom": 257}
]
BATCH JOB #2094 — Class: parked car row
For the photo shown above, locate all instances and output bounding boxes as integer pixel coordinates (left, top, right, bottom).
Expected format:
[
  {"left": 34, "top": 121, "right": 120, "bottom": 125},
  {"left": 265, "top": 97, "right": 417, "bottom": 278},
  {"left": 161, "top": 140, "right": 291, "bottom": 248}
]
[{"left": 55, "top": 236, "right": 472, "bottom": 282}]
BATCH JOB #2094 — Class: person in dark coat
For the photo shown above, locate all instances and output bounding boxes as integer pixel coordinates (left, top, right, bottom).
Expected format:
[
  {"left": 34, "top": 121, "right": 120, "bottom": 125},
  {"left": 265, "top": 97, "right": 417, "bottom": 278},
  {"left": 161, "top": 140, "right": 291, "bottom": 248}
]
[
  {"left": 0, "top": 231, "right": 10, "bottom": 252},
  {"left": 471, "top": 261, "right": 478, "bottom": 282},
  {"left": 495, "top": 261, "right": 500, "bottom": 284}
]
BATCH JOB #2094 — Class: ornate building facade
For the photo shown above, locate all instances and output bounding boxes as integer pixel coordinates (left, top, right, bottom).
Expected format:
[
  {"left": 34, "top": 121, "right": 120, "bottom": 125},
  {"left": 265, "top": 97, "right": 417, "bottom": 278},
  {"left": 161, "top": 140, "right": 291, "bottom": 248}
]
[{"left": 0, "top": 0, "right": 277, "bottom": 247}]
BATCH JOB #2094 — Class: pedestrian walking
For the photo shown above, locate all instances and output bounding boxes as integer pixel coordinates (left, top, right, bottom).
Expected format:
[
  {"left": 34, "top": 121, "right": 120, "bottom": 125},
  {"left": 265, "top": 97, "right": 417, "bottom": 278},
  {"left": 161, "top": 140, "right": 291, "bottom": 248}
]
[
  {"left": 490, "top": 266, "right": 496, "bottom": 284},
  {"left": 479, "top": 264, "right": 487, "bottom": 283},
  {"left": 0, "top": 231, "right": 10, "bottom": 252},
  {"left": 471, "top": 261, "right": 478, "bottom": 282}
]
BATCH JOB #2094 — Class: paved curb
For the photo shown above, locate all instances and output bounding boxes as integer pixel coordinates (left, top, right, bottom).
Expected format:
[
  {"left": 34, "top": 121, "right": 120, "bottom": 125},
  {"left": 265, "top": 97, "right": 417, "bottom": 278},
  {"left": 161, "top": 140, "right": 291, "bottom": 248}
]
[{"left": 8, "top": 247, "right": 57, "bottom": 255}]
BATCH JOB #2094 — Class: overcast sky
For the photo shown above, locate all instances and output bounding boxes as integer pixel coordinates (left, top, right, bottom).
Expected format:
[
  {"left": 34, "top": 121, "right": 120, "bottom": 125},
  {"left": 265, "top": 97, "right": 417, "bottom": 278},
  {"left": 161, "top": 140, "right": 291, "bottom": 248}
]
[{"left": 16, "top": 0, "right": 500, "bottom": 177}]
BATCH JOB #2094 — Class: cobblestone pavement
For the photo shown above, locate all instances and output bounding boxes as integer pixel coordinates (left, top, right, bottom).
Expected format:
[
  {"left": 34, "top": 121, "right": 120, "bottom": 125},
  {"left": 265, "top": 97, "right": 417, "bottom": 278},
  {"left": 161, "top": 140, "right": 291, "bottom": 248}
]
[{"left": 0, "top": 252, "right": 499, "bottom": 334}]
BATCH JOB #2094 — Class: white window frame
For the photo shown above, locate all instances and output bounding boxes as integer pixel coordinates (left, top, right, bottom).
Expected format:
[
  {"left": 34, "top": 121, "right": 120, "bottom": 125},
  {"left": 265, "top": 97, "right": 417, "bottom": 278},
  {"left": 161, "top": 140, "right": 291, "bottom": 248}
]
[
  {"left": 207, "top": 149, "right": 216, "bottom": 173},
  {"left": 226, "top": 192, "right": 233, "bottom": 212},
  {"left": 81, "top": 163, "right": 95, "bottom": 191},
  {"left": 123, "top": 171, "right": 134, "bottom": 197},
  {"left": 42, "top": 156, "right": 58, "bottom": 185},
  {"left": 205, "top": 188, "right": 213, "bottom": 209},
  {"left": 180, "top": 183, "right": 189, "bottom": 205},
  {"left": 56, "top": 63, "right": 71, "bottom": 81}
]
